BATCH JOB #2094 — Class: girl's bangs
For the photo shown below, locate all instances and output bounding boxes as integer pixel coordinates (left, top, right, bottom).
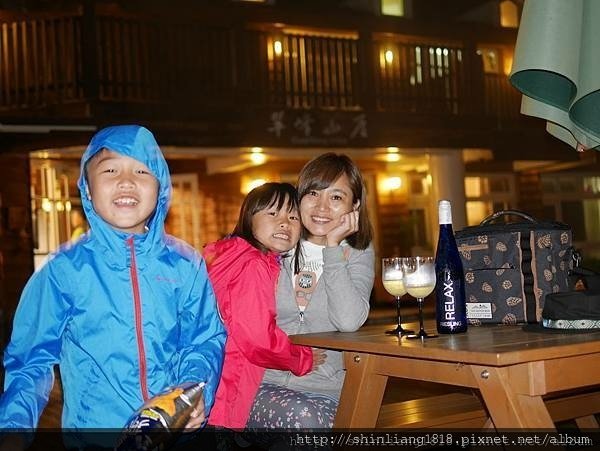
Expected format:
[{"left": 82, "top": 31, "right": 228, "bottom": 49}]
[
  {"left": 253, "top": 185, "right": 297, "bottom": 214},
  {"left": 267, "top": 190, "right": 297, "bottom": 212}
]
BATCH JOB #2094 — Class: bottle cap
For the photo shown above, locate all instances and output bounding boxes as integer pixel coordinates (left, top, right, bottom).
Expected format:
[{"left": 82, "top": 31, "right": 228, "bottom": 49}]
[{"left": 438, "top": 199, "right": 452, "bottom": 224}]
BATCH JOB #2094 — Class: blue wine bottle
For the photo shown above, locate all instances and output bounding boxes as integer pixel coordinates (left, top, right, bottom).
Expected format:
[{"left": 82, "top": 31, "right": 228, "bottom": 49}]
[{"left": 434, "top": 200, "right": 467, "bottom": 334}]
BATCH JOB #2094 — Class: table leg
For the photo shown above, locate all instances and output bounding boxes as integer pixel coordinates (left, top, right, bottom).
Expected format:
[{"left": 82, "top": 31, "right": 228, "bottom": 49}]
[
  {"left": 471, "top": 365, "right": 555, "bottom": 429},
  {"left": 575, "top": 415, "right": 600, "bottom": 429},
  {"left": 334, "top": 352, "right": 388, "bottom": 428}
]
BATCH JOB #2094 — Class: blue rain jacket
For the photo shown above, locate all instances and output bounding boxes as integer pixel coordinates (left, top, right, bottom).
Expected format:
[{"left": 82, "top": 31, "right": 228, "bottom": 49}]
[{"left": 0, "top": 125, "right": 226, "bottom": 430}]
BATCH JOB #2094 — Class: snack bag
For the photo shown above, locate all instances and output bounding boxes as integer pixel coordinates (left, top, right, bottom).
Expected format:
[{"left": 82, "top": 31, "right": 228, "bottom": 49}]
[{"left": 115, "top": 381, "right": 205, "bottom": 451}]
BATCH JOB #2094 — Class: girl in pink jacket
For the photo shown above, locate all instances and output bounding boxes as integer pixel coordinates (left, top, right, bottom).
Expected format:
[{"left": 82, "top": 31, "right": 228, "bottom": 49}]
[{"left": 204, "top": 182, "right": 323, "bottom": 429}]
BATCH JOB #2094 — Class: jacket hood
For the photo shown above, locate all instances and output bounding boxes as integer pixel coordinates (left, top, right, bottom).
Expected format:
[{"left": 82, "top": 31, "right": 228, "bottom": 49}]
[
  {"left": 77, "top": 125, "right": 171, "bottom": 256},
  {"left": 204, "top": 236, "right": 280, "bottom": 285}
]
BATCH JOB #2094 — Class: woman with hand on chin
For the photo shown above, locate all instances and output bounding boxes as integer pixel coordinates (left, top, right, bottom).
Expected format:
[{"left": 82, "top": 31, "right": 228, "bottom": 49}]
[{"left": 247, "top": 152, "right": 375, "bottom": 430}]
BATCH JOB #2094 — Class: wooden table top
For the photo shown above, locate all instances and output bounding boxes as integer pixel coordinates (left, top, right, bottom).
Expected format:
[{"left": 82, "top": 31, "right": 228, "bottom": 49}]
[{"left": 291, "top": 322, "right": 600, "bottom": 366}]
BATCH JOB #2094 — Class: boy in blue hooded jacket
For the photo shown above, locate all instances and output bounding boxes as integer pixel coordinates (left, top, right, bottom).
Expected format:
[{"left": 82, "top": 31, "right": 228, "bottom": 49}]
[{"left": 0, "top": 125, "right": 226, "bottom": 440}]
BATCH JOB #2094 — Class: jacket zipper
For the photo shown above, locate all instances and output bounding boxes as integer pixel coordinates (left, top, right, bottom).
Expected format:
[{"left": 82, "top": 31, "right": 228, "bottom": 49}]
[{"left": 127, "top": 236, "right": 149, "bottom": 401}]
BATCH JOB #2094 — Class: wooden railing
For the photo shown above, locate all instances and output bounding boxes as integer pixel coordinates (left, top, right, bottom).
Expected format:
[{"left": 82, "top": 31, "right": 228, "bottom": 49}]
[
  {"left": 0, "top": 13, "right": 84, "bottom": 109},
  {"left": 0, "top": 9, "right": 521, "bottom": 122},
  {"left": 373, "top": 40, "right": 480, "bottom": 115},
  {"left": 95, "top": 16, "right": 235, "bottom": 105},
  {"left": 483, "top": 73, "right": 522, "bottom": 120},
  {"left": 261, "top": 32, "right": 361, "bottom": 110}
]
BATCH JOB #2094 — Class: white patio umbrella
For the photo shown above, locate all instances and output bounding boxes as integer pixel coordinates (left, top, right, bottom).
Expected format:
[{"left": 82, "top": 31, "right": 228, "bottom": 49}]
[{"left": 509, "top": 0, "right": 600, "bottom": 151}]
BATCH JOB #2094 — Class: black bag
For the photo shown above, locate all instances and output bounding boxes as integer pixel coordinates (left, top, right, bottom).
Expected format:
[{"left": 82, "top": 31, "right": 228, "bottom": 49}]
[
  {"left": 455, "top": 210, "right": 574, "bottom": 325},
  {"left": 569, "top": 266, "right": 600, "bottom": 291}
]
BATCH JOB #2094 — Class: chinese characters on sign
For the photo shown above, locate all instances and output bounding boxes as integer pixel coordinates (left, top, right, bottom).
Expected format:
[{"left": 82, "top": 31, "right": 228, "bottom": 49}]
[{"left": 267, "top": 110, "right": 368, "bottom": 145}]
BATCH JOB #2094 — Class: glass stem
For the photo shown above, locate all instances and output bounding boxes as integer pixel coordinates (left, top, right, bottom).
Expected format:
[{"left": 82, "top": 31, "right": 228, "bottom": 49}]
[
  {"left": 418, "top": 298, "right": 425, "bottom": 332},
  {"left": 396, "top": 297, "right": 402, "bottom": 327}
]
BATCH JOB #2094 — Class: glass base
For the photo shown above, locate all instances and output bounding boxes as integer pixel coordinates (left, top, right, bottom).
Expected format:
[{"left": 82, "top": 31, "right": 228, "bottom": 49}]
[
  {"left": 385, "top": 325, "right": 415, "bottom": 336},
  {"left": 406, "top": 330, "right": 438, "bottom": 339}
]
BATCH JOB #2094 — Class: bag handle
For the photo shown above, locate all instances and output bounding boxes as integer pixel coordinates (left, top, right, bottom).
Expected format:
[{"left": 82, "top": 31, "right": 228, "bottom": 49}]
[{"left": 480, "top": 210, "right": 536, "bottom": 225}]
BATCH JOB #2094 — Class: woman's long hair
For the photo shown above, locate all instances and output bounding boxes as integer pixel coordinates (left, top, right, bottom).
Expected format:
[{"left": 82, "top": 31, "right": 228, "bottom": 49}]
[
  {"left": 293, "top": 153, "right": 373, "bottom": 274},
  {"left": 297, "top": 152, "right": 373, "bottom": 250}
]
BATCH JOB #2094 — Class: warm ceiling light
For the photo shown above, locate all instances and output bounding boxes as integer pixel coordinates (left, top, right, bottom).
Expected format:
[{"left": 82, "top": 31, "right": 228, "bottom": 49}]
[
  {"left": 242, "top": 178, "right": 267, "bottom": 194},
  {"left": 274, "top": 40, "right": 283, "bottom": 56},
  {"left": 250, "top": 153, "right": 267, "bottom": 164},
  {"left": 385, "top": 153, "right": 400, "bottom": 162},
  {"left": 251, "top": 147, "right": 263, "bottom": 153},
  {"left": 41, "top": 198, "right": 52, "bottom": 212},
  {"left": 382, "top": 176, "right": 402, "bottom": 191},
  {"left": 386, "top": 146, "right": 399, "bottom": 153},
  {"left": 385, "top": 50, "right": 394, "bottom": 64}
]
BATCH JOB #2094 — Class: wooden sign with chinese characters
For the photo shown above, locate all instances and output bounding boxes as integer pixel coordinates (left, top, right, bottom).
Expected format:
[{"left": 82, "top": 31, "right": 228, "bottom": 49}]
[{"left": 264, "top": 110, "right": 368, "bottom": 146}]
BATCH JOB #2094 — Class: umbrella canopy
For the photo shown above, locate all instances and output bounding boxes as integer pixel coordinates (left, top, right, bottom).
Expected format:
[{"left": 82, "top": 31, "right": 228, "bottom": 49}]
[{"left": 509, "top": 0, "right": 600, "bottom": 151}]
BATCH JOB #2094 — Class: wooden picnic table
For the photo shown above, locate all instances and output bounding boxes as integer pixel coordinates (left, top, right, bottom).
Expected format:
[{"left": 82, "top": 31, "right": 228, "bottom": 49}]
[{"left": 291, "top": 322, "right": 600, "bottom": 429}]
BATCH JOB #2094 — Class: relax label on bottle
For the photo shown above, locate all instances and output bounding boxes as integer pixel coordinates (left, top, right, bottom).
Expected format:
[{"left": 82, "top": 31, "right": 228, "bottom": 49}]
[{"left": 438, "top": 271, "right": 465, "bottom": 329}]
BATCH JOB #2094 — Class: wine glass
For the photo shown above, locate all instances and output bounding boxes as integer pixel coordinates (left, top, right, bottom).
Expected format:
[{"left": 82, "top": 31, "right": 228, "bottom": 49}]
[
  {"left": 382, "top": 257, "right": 414, "bottom": 336},
  {"left": 403, "top": 256, "right": 438, "bottom": 339}
]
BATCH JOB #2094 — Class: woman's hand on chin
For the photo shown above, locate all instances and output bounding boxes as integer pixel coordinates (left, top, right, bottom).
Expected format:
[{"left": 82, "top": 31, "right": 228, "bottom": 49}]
[{"left": 326, "top": 210, "right": 359, "bottom": 247}]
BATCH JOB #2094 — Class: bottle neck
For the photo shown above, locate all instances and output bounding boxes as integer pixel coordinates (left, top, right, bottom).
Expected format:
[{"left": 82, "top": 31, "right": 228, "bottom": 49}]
[
  {"left": 438, "top": 201, "right": 452, "bottom": 225},
  {"left": 439, "top": 223, "right": 454, "bottom": 233},
  {"left": 436, "top": 223, "right": 457, "bottom": 257}
]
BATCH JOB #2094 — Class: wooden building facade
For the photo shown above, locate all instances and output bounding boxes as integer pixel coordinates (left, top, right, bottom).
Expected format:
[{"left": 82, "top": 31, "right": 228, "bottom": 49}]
[{"left": 0, "top": 0, "right": 597, "bottom": 345}]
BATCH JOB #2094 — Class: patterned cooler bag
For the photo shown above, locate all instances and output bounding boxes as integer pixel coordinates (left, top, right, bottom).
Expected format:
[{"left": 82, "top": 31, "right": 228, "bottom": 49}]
[{"left": 454, "top": 210, "right": 573, "bottom": 325}]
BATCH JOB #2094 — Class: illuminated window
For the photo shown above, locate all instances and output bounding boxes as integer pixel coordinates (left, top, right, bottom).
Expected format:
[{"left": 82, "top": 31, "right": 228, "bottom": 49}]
[
  {"left": 500, "top": 1, "right": 519, "bottom": 28},
  {"left": 465, "top": 177, "right": 481, "bottom": 197},
  {"left": 465, "top": 175, "right": 515, "bottom": 226},
  {"left": 29, "top": 158, "right": 82, "bottom": 269},
  {"left": 168, "top": 174, "right": 201, "bottom": 249},
  {"left": 477, "top": 48, "right": 500, "bottom": 74},
  {"left": 381, "top": 0, "right": 405, "bottom": 17},
  {"left": 541, "top": 174, "right": 600, "bottom": 258},
  {"left": 466, "top": 201, "right": 490, "bottom": 226},
  {"left": 412, "top": 46, "right": 422, "bottom": 85},
  {"left": 584, "top": 177, "right": 600, "bottom": 194}
]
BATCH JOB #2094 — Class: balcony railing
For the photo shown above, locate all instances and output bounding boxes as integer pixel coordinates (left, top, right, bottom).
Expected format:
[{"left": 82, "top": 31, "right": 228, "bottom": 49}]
[
  {"left": 0, "top": 8, "right": 521, "bottom": 124},
  {"left": 0, "top": 13, "right": 84, "bottom": 109}
]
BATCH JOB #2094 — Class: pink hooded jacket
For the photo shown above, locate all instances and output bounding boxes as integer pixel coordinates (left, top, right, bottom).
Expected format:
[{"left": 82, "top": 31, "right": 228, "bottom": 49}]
[{"left": 205, "top": 236, "right": 313, "bottom": 429}]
